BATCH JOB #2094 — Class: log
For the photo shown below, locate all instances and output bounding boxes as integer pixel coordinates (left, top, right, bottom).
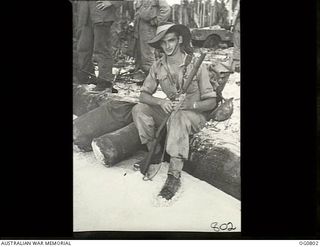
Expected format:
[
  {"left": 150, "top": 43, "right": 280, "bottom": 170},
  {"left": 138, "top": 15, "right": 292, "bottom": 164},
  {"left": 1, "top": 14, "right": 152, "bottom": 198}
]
[
  {"left": 184, "top": 147, "right": 240, "bottom": 200},
  {"left": 73, "top": 84, "right": 102, "bottom": 116},
  {"left": 88, "top": 118, "right": 240, "bottom": 199},
  {"left": 73, "top": 100, "right": 136, "bottom": 151},
  {"left": 92, "top": 122, "right": 144, "bottom": 167},
  {"left": 172, "top": 146, "right": 240, "bottom": 199},
  {"left": 73, "top": 84, "right": 138, "bottom": 116}
]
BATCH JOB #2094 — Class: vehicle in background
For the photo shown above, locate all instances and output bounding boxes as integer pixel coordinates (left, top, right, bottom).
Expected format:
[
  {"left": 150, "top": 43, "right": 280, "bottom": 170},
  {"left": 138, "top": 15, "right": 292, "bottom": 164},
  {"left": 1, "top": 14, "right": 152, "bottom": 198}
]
[{"left": 191, "top": 25, "right": 233, "bottom": 48}]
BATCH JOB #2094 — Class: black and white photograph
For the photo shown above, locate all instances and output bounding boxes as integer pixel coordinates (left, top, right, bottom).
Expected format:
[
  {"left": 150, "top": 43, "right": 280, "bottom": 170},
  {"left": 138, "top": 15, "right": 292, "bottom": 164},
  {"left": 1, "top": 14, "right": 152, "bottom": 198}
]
[{"left": 72, "top": 0, "right": 241, "bottom": 232}]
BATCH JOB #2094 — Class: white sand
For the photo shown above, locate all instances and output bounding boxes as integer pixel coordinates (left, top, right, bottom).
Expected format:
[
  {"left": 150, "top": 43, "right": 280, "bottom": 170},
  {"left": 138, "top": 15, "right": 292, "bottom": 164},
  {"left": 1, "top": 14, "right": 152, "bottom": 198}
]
[{"left": 73, "top": 149, "right": 241, "bottom": 232}]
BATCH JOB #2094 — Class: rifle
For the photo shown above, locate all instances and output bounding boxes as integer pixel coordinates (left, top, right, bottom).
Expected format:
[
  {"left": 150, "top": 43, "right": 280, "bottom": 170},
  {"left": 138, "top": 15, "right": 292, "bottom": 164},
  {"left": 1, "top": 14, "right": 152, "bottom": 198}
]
[{"left": 140, "top": 53, "right": 207, "bottom": 178}]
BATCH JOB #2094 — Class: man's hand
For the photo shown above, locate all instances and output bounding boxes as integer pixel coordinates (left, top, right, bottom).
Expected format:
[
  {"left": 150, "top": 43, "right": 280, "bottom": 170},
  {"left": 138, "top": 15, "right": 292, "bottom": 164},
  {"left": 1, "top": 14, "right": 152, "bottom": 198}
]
[
  {"left": 159, "top": 99, "right": 175, "bottom": 114},
  {"left": 96, "top": 1, "right": 112, "bottom": 10},
  {"left": 180, "top": 101, "right": 196, "bottom": 110}
]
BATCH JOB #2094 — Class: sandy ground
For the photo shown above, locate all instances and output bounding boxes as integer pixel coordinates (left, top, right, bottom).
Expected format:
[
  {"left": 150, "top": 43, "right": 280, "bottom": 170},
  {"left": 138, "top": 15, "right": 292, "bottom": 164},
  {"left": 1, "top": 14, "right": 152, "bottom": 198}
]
[{"left": 73, "top": 149, "right": 241, "bottom": 232}]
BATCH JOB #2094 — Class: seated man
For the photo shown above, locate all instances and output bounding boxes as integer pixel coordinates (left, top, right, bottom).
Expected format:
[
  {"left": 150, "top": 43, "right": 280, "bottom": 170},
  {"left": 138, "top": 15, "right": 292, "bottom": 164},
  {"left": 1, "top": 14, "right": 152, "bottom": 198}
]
[{"left": 132, "top": 23, "right": 217, "bottom": 200}]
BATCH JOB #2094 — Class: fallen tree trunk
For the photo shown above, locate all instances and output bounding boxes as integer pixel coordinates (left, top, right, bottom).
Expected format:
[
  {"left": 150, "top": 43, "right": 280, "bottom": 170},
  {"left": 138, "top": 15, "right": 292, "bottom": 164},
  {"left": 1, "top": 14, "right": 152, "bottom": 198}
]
[
  {"left": 184, "top": 147, "right": 240, "bottom": 200},
  {"left": 73, "top": 84, "right": 104, "bottom": 116},
  {"left": 92, "top": 122, "right": 144, "bottom": 167},
  {"left": 73, "top": 100, "right": 136, "bottom": 151},
  {"left": 88, "top": 118, "right": 240, "bottom": 199},
  {"left": 73, "top": 84, "right": 138, "bottom": 116}
]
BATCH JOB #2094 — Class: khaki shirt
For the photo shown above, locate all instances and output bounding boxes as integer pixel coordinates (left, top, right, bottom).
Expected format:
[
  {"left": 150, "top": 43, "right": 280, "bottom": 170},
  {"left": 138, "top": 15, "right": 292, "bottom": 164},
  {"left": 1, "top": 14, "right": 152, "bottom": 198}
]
[{"left": 141, "top": 54, "right": 216, "bottom": 103}]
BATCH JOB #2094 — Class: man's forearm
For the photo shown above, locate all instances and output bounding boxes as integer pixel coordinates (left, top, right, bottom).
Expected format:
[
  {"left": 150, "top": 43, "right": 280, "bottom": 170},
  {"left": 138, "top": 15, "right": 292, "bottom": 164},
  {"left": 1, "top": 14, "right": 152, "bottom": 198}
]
[
  {"left": 139, "top": 92, "right": 164, "bottom": 106},
  {"left": 194, "top": 98, "right": 217, "bottom": 112}
]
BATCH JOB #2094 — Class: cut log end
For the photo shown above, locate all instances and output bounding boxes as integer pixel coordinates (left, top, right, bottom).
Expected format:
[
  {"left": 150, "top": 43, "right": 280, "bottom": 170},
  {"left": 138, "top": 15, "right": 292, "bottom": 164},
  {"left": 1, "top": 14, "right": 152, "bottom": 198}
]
[
  {"left": 73, "top": 125, "right": 80, "bottom": 141},
  {"left": 91, "top": 123, "right": 143, "bottom": 167},
  {"left": 185, "top": 146, "right": 240, "bottom": 200},
  {"left": 92, "top": 138, "right": 118, "bottom": 167},
  {"left": 91, "top": 140, "right": 108, "bottom": 167}
]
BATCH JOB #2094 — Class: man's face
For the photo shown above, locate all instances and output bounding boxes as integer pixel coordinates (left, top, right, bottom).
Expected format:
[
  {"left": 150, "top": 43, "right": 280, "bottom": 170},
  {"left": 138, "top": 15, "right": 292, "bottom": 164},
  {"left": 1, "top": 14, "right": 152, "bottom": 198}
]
[{"left": 160, "top": 32, "right": 180, "bottom": 56}]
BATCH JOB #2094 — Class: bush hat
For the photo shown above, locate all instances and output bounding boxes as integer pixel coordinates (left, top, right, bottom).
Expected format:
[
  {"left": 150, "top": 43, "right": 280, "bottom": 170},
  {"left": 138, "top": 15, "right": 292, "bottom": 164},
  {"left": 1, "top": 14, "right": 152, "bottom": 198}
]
[{"left": 147, "top": 22, "right": 191, "bottom": 50}]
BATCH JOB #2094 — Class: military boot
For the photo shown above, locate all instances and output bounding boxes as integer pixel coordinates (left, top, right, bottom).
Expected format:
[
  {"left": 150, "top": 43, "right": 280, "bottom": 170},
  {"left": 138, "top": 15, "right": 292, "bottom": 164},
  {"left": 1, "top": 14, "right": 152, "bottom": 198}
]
[{"left": 158, "top": 173, "right": 181, "bottom": 200}]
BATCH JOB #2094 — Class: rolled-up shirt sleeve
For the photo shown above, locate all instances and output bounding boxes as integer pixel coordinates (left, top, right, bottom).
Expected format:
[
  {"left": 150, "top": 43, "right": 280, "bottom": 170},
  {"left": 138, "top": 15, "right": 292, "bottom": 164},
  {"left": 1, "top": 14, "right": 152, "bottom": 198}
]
[
  {"left": 198, "top": 64, "right": 216, "bottom": 99},
  {"left": 140, "top": 64, "right": 159, "bottom": 95}
]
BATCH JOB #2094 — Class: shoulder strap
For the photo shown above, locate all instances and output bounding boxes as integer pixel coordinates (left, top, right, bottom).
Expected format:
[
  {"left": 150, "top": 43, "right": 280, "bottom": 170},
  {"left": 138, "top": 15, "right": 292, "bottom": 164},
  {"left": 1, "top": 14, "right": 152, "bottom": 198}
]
[
  {"left": 152, "top": 69, "right": 160, "bottom": 90},
  {"left": 181, "top": 54, "right": 194, "bottom": 92},
  {"left": 162, "top": 62, "right": 178, "bottom": 90}
]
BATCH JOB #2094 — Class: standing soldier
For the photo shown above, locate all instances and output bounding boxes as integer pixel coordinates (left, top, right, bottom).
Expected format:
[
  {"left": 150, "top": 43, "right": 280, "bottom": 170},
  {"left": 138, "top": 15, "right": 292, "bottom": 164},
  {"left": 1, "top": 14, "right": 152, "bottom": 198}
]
[
  {"left": 76, "top": 1, "right": 119, "bottom": 91},
  {"left": 133, "top": 0, "right": 171, "bottom": 75}
]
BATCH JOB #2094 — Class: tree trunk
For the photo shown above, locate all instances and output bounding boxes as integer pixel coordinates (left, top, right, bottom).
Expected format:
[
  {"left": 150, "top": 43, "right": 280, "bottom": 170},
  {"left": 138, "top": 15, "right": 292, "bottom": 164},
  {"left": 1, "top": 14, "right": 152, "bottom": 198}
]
[
  {"left": 73, "top": 100, "right": 136, "bottom": 151},
  {"left": 73, "top": 84, "right": 103, "bottom": 117},
  {"left": 87, "top": 118, "right": 240, "bottom": 199},
  {"left": 209, "top": 5, "right": 212, "bottom": 26},
  {"left": 213, "top": 0, "right": 217, "bottom": 25},
  {"left": 73, "top": 84, "right": 138, "bottom": 116},
  {"left": 179, "top": 4, "right": 183, "bottom": 24},
  {"left": 92, "top": 122, "right": 144, "bottom": 167},
  {"left": 184, "top": 147, "right": 240, "bottom": 200},
  {"left": 198, "top": 1, "right": 200, "bottom": 26},
  {"left": 172, "top": 5, "right": 175, "bottom": 23}
]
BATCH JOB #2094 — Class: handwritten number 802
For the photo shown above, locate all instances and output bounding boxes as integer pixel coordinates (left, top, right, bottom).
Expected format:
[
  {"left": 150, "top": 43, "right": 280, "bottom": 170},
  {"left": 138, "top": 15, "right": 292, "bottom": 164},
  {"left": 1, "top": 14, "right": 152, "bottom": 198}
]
[{"left": 210, "top": 222, "right": 236, "bottom": 232}]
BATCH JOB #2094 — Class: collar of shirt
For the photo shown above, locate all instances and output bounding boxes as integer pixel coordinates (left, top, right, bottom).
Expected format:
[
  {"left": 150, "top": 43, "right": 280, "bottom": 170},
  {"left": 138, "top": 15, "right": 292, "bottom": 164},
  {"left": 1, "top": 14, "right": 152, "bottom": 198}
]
[{"left": 159, "top": 52, "right": 190, "bottom": 68}]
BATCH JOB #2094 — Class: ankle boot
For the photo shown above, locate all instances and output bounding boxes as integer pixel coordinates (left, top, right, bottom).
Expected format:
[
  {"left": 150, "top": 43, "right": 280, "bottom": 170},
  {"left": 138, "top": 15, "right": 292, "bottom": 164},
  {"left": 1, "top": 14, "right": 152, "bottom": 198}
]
[{"left": 158, "top": 174, "right": 181, "bottom": 200}]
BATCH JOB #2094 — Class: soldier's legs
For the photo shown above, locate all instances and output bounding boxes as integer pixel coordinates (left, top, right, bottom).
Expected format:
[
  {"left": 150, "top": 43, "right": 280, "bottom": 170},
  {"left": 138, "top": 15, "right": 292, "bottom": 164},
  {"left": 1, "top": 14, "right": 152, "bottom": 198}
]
[
  {"left": 132, "top": 103, "right": 169, "bottom": 171},
  {"left": 132, "top": 103, "right": 168, "bottom": 146},
  {"left": 158, "top": 110, "right": 206, "bottom": 200},
  {"left": 93, "top": 21, "right": 114, "bottom": 82},
  {"left": 166, "top": 110, "right": 206, "bottom": 178},
  {"left": 77, "top": 24, "right": 95, "bottom": 83},
  {"left": 138, "top": 22, "right": 156, "bottom": 74}
]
